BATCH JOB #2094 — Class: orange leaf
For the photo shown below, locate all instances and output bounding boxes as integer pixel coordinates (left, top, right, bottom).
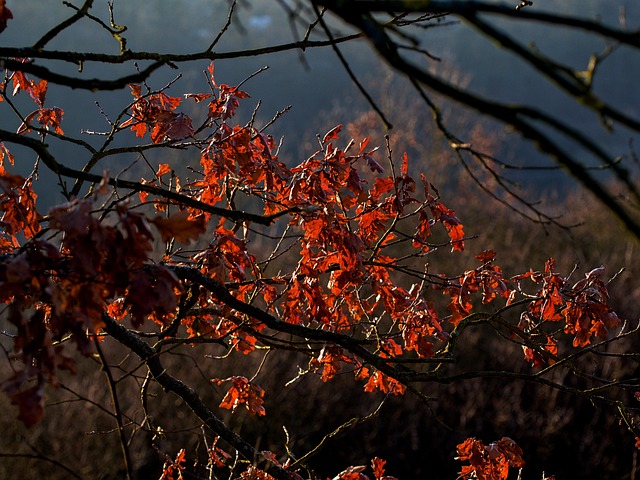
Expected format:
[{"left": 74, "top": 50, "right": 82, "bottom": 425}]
[
  {"left": 0, "top": 0, "right": 13, "bottom": 33},
  {"left": 160, "top": 448, "right": 186, "bottom": 480},
  {"left": 0, "top": 174, "right": 42, "bottom": 239},
  {"left": 332, "top": 465, "right": 368, "bottom": 480},
  {"left": 322, "top": 124, "right": 342, "bottom": 143},
  {"left": 37, "top": 106, "right": 64, "bottom": 134},
  {"left": 213, "top": 376, "right": 266, "bottom": 416},
  {"left": 156, "top": 163, "right": 171, "bottom": 178},
  {"left": 363, "top": 369, "right": 406, "bottom": 395},
  {"left": 29, "top": 79, "right": 48, "bottom": 107},
  {"left": 184, "top": 92, "right": 212, "bottom": 102},
  {"left": 456, "top": 437, "right": 524, "bottom": 480},
  {"left": 371, "top": 457, "right": 397, "bottom": 480},
  {"left": 400, "top": 152, "right": 409, "bottom": 176},
  {"left": 151, "top": 211, "right": 206, "bottom": 244},
  {"left": 0, "top": 142, "right": 14, "bottom": 168},
  {"left": 476, "top": 249, "right": 496, "bottom": 263}
]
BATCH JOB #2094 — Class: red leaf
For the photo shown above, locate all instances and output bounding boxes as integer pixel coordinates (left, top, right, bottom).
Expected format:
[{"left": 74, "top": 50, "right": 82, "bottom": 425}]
[
  {"left": 400, "top": 152, "right": 409, "bottom": 176},
  {"left": 332, "top": 465, "right": 368, "bottom": 480},
  {"left": 370, "top": 177, "right": 395, "bottom": 202},
  {"left": 0, "top": 0, "right": 13, "bottom": 33},
  {"left": 412, "top": 209, "right": 431, "bottom": 252},
  {"left": 29, "top": 79, "right": 48, "bottom": 107},
  {"left": 130, "top": 121, "right": 147, "bottom": 138},
  {"left": 151, "top": 211, "right": 206, "bottom": 244},
  {"left": 371, "top": 457, "right": 397, "bottom": 480},
  {"left": 156, "top": 163, "right": 171, "bottom": 178},
  {"left": 0, "top": 174, "right": 42, "bottom": 240},
  {"left": 456, "top": 437, "right": 524, "bottom": 480},
  {"left": 163, "top": 112, "right": 194, "bottom": 140},
  {"left": 363, "top": 369, "right": 406, "bottom": 395},
  {"left": 10, "top": 71, "right": 48, "bottom": 107},
  {"left": 0, "top": 142, "right": 15, "bottom": 168},
  {"left": 3, "top": 383, "right": 45, "bottom": 427},
  {"left": 160, "top": 449, "right": 187, "bottom": 480},
  {"left": 322, "top": 124, "right": 342, "bottom": 143},
  {"left": 184, "top": 92, "right": 213, "bottom": 103},
  {"left": 476, "top": 249, "right": 496, "bottom": 263},
  {"left": 37, "top": 106, "right": 64, "bottom": 134},
  {"left": 208, "top": 61, "right": 217, "bottom": 86},
  {"left": 213, "top": 376, "right": 266, "bottom": 416}
]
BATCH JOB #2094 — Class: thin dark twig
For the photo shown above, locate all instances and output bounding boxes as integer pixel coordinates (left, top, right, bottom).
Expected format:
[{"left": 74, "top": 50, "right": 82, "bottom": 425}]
[
  {"left": 0, "top": 452, "right": 84, "bottom": 480},
  {"left": 93, "top": 334, "right": 133, "bottom": 480},
  {"left": 311, "top": 4, "right": 393, "bottom": 129}
]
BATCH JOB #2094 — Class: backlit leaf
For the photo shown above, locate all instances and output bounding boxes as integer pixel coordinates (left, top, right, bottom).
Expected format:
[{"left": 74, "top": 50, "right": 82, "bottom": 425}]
[
  {"left": 151, "top": 211, "right": 206, "bottom": 244},
  {"left": 0, "top": 0, "right": 13, "bottom": 33}
]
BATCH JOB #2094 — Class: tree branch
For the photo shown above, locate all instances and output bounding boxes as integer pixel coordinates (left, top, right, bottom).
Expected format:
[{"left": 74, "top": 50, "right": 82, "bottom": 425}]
[
  {"left": 101, "top": 314, "right": 299, "bottom": 480},
  {"left": 0, "top": 130, "right": 291, "bottom": 226}
]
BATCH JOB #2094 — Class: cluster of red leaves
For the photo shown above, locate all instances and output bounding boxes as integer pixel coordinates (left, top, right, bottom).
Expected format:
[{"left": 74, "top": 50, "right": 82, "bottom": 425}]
[
  {"left": 121, "top": 84, "right": 193, "bottom": 142},
  {"left": 331, "top": 457, "right": 398, "bottom": 480},
  {"left": 194, "top": 124, "right": 287, "bottom": 219},
  {"left": 456, "top": 437, "right": 525, "bottom": 480},
  {"left": 0, "top": 172, "right": 41, "bottom": 248},
  {"left": 238, "top": 451, "right": 304, "bottom": 480},
  {"left": 212, "top": 376, "right": 266, "bottom": 416},
  {"left": 0, "top": 141, "right": 15, "bottom": 173},
  {"left": 516, "top": 259, "right": 620, "bottom": 366},
  {"left": 4, "top": 63, "right": 65, "bottom": 135},
  {"left": 206, "top": 62, "right": 251, "bottom": 121},
  {"left": 185, "top": 62, "right": 251, "bottom": 121},
  {"left": 444, "top": 250, "right": 512, "bottom": 325},
  {"left": 0, "top": 64, "right": 625, "bottom": 480},
  {"left": 136, "top": 87, "right": 468, "bottom": 391},
  {"left": 160, "top": 449, "right": 187, "bottom": 480},
  {"left": 120, "top": 71, "right": 465, "bottom": 388},
  {"left": 0, "top": 185, "right": 205, "bottom": 425},
  {"left": 121, "top": 62, "right": 252, "bottom": 144},
  {"left": 144, "top": 75, "right": 622, "bottom": 392}
]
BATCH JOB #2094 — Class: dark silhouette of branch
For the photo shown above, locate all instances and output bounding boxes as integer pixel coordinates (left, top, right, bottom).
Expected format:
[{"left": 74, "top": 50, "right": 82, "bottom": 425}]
[
  {"left": 93, "top": 334, "right": 133, "bottom": 480},
  {"left": 0, "top": 58, "right": 166, "bottom": 91},
  {"left": 101, "top": 314, "right": 299, "bottom": 480},
  {"left": 0, "top": 35, "right": 363, "bottom": 89},
  {"left": 0, "top": 129, "right": 295, "bottom": 226},
  {"left": 314, "top": 1, "right": 640, "bottom": 238},
  {"left": 0, "top": 452, "right": 84, "bottom": 480}
]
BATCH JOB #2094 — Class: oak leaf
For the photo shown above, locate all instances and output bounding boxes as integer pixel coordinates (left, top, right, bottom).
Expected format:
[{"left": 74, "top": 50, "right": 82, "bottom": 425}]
[
  {"left": 0, "top": 174, "right": 42, "bottom": 240},
  {"left": 37, "top": 106, "right": 64, "bottom": 134},
  {"left": 371, "top": 457, "right": 398, "bottom": 480},
  {"left": 323, "top": 124, "right": 342, "bottom": 142},
  {"left": 160, "top": 449, "right": 186, "bottom": 480},
  {"left": 0, "top": 0, "right": 12, "bottom": 33},
  {"left": 151, "top": 211, "right": 206, "bottom": 244},
  {"left": 5, "top": 384, "right": 44, "bottom": 427},
  {"left": 156, "top": 163, "right": 171, "bottom": 178},
  {"left": 332, "top": 465, "right": 368, "bottom": 480},
  {"left": 213, "top": 376, "right": 266, "bottom": 416},
  {"left": 456, "top": 437, "right": 524, "bottom": 480}
]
